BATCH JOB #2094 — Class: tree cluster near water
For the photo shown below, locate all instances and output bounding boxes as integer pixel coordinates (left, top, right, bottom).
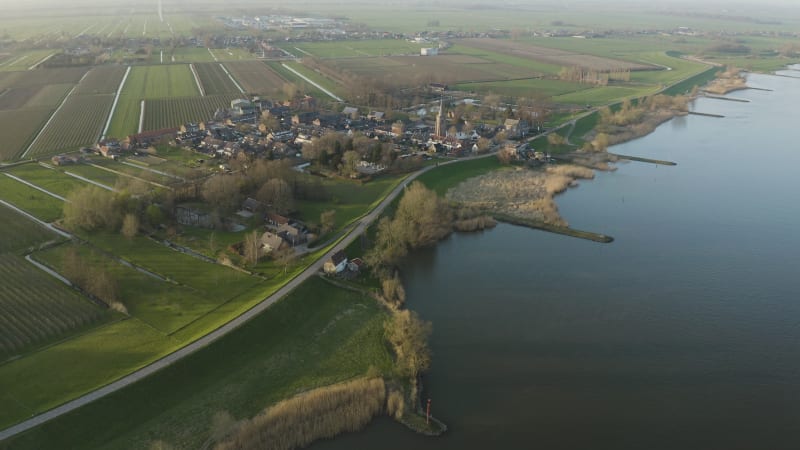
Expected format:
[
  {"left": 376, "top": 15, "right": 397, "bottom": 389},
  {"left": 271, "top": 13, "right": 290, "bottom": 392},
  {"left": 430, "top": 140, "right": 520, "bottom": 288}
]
[
  {"left": 365, "top": 182, "right": 453, "bottom": 275},
  {"left": 587, "top": 94, "right": 690, "bottom": 151}
]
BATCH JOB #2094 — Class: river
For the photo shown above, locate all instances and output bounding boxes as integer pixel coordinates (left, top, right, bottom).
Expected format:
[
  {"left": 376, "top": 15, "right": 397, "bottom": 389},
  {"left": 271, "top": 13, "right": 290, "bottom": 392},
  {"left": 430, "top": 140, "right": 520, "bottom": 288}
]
[{"left": 313, "top": 72, "right": 800, "bottom": 449}]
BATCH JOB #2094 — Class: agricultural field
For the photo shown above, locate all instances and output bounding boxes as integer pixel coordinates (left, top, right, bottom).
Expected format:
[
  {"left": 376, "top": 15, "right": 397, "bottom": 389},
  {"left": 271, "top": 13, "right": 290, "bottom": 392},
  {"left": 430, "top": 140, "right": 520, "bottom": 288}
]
[
  {"left": 169, "top": 47, "right": 218, "bottom": 63},
  {"left": 0, "top": 202, "right": 109, "bottom": 361},
  {"left": 0, "top": 202, "right": 60, "bottom": 254},
  {"left": 0, "top": 66, "right": 99, "bottom": 160},
  {"left": 118, "top": 65, "right": 200, "bottom": 99},
  {"left": 553, "top": 85, "right": 659, "bottom": 106},
  {"left": 0, "top": 109, "right": 53, "bottom": 161},
  {"left": 286, "top": 39, "right": 426, "bottom": 58},
  {"left": 206, "top": 48, "right": 255, "bottom": 62},
  {"left": 143, "top": 94, "right": 242, "bottom": 131},
  {"left": 225, "top": 61, "right": 289, "bottom": 96},
  {"left": 7, "top": 163, "right": 91, "bottom": 198},
  {"left": 0, "top": 50, "right": 57, "bottom": 72},
  {"left": 0, "top": 253, "right": 111, "bottom": 361},
  {"left": 193, "top": 63, "right": 240, "bottom": 95},
  {"left": 455, "top": 78, "right": 591, "bottom": 98},
  {"left": 26, "top": 94, "right": 116, "bottom": 157},
  {"left": 319, "top": 53, "right": 545, "bottom": 88},
  {"left": 0, "top": 174, "right": 65, "bottom": 222},
  {"left": 73, "top": 66, "right": 128, "bottom": 95},
  {"left": 107, "top": 65, "right": 201, "bottom": 138},
  {"left": 455, "top": 38, "right": 658, "bottom": 72},
  {"left": 1, "top": 276, "right": 391, "bottom": 450},
  {"left": 0, "top": 67, "right": 87, "bottom": 89}
]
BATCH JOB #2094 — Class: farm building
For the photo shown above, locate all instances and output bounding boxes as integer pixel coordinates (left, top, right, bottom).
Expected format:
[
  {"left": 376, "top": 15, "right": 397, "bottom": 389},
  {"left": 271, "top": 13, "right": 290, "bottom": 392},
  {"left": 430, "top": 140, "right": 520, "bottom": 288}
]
[
  {"left": 128, "top": 128, "right": 179, "bottom": 148},
  {"left": 421, "top": 47, "right": 439, "bottom": 56},
  {"left": 259, "top": 231, "right": 285, "bottom": 255},
  {"left": 324, "top": 250, "right": 348, "bottom": 274}
]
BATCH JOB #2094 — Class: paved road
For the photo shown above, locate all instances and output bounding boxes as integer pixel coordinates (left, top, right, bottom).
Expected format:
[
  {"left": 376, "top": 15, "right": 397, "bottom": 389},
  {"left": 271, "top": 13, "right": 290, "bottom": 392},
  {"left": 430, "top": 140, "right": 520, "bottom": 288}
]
[{"left": 0, "top": 157, "right": 466, "bottom": 441}]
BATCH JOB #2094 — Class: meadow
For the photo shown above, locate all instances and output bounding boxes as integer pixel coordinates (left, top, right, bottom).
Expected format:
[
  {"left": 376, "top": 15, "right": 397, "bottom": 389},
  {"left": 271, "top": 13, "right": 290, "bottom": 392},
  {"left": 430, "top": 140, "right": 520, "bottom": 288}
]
[
  {"left": 0, "top": 174, "right": 65, "bottom": 222},
  {"left": 1, "top": 276, "right": 391, "bottom": 450}
]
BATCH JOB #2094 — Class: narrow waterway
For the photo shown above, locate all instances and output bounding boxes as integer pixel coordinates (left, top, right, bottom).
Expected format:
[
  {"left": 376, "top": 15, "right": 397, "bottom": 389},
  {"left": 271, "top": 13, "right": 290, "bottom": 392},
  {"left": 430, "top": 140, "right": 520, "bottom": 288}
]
[{"left": 314, "top": 72, "right": 800, "bottom": 449}]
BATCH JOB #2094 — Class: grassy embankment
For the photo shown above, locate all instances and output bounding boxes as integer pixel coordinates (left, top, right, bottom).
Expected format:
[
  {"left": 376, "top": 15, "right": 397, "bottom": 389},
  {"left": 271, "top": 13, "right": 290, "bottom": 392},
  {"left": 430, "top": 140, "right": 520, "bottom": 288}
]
[{"left": 2, "top": 277, "right": 392, "bottom": 450}]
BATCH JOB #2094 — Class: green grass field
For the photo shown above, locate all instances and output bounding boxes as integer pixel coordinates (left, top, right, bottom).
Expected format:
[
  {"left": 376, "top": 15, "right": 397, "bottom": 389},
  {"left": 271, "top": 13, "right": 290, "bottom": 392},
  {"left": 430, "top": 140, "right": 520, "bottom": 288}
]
[
  {"left": 455, "top": 78, "right": 590, "bottom": 98},
  {"left": 295, "top": 173, "right": 407, "bottom": 232},
  {"left": 450, "top": 44, "right": 563, "bottom": 75},
  {"left": 2, "top": 276, "right": 391, "bottom": 450},
  {"left": 7, "top": 164, "right": 90, "bottom": 198},
  {"left": 416, "top": 157, "right": 506, "bottom": 195},
  {"left": 0, "top": 203, "right": 60, "bottom": 253},
  {"left": 0, "top": 173, "right": 65, "bottom": 222}
]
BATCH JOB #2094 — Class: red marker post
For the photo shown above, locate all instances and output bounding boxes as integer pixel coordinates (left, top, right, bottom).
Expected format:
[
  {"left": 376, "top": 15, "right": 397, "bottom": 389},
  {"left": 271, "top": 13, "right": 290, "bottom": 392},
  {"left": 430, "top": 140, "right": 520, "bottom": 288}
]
[{"left": 426, "top": 398, "right": 431, "bottom": 425}]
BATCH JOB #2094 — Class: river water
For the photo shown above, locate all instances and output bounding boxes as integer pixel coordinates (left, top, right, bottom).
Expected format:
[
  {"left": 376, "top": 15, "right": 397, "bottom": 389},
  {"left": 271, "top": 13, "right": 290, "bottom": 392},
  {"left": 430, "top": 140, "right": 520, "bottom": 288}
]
[{"left": 314, "top": 73, "right": 800, "bottom": 449}]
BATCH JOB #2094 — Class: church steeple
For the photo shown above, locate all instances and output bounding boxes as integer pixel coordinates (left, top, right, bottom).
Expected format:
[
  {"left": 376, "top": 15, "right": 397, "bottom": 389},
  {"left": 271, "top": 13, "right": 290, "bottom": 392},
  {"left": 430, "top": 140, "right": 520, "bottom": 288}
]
[{"left": 435, "top": 97, "right": 445, "bottom": 138}]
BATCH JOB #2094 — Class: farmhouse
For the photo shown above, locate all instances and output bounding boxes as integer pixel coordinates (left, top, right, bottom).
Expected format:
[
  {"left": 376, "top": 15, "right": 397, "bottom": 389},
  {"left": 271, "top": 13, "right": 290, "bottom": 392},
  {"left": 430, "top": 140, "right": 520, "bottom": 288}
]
[
  {"left": 128, "top": 127, "right": 179, "bottom": 148},
  {"left": 259, "top": 231, "right": 285, "bottom": 255},
  {"left": 96, "top": 140, "right": 121, "bottom": 159},
  {"left": 323, "top": 250, "right": 348, "bottom": 274}
]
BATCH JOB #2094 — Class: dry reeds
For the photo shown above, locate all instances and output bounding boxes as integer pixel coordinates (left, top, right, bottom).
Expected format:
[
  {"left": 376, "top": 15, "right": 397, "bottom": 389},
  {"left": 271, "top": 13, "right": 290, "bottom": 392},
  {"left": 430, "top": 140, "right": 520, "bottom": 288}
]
[{"left": 215, "top": 378, "right": 386, "bottom": 450}]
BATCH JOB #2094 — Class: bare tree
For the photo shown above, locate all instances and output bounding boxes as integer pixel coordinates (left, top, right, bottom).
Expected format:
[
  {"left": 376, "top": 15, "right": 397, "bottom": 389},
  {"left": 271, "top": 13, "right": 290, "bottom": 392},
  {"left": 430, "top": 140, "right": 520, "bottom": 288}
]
[
  {"left": 320, "top": 210, "right": 336, "bottom": 235},
  {"left": 385, "top": 310, "right": 432, "bottom": 378},
  {"left": 256, "top": 178, "right": 294, "bottom": 215},
  {"left": 243, "top": 231, "right": 260, "bottom": 266},
  {"left": 121, "top": 213, "right": 139, "bottom": 239}
]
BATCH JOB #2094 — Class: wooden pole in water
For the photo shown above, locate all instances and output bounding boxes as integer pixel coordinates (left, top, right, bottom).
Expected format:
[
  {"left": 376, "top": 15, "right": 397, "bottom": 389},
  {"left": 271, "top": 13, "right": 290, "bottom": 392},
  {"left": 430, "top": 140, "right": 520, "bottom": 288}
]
[{"left": 426, "top": 398, "right": 431, "bottom": 425}]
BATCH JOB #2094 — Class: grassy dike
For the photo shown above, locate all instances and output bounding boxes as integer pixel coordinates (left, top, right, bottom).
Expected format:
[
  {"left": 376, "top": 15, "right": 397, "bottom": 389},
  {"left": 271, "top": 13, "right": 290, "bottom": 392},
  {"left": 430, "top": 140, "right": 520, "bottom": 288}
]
[{"left": 1, "top": 277, "right": 392, "bottom": 450}]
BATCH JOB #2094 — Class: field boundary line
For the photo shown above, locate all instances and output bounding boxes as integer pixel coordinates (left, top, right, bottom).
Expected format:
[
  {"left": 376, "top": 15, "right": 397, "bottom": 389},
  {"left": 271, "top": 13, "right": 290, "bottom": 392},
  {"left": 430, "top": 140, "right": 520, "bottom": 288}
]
[
  {"left": 207, "top": 48, "right": 218, "bottom": 62},
  {"left": 121, "top": 161, "right": 183, "bottom": 181},
  {"left": 218, "top": 63, "right": 245, "bottom": 94},
  {"left": 0, "top": 199, "right": 71, "bottom": 238},
  {"left": 281, "top": 63, "right": 343, "bottom": 101},
  {"left": 21, "top": 85, "right": 79, "bottom": 159},
  {"left": 27, "top": 53, "right": 55, "bottom": 71},
  {"left": 24, "top": 254, "right": 72, "bottom": 286},
  {"left": 102, "top": 66, "right": 131, "bottom": 140},
  {"left": 64, "top": 171, "right": 116, "bottom": 191},
  {"left": 88, "top": 163, "right": 173, "bottom": 190},
  {"left": 189, "top": 64, "right": 205, "bottom": 96},
  {"left": 0, "top": 55, "right": 27, "bottom": 68},
  {"left": 3, "top": 173, "right": 68, "bottom": 202},
  {"left": 138, "top": 100, "right": 145, "bottom": 133}
]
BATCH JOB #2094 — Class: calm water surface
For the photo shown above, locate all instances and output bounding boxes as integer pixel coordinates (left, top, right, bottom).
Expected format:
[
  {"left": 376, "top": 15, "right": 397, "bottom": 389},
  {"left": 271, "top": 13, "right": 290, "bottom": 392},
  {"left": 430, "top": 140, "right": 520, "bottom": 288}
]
[{"left": 314, "top": 73, "right": 800, "bottom": 449}]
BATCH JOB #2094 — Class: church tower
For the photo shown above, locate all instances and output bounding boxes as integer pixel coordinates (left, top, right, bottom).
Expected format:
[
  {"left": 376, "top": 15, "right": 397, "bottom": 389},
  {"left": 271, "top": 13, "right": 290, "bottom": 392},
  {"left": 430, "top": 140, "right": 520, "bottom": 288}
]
[{"left": 434, "top": 98, "right": 445, "bottom": 138}]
